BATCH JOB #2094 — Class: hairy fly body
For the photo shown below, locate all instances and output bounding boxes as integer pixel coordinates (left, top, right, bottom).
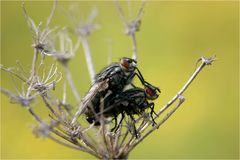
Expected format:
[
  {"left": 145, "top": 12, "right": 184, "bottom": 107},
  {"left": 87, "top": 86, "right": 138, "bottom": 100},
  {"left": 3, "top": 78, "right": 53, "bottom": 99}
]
[
  {"left": 85, "top": 83, "right": 160, "bottom": 136},
  {"left": 72, "top": 57, "right": 147, "bottom": 124}
]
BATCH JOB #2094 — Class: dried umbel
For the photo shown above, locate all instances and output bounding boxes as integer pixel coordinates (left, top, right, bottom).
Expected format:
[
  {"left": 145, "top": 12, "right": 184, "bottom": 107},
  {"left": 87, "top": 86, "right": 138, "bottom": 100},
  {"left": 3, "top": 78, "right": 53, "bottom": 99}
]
[{"left": 1, "top": 1, "right": 215, "bottom": 159}]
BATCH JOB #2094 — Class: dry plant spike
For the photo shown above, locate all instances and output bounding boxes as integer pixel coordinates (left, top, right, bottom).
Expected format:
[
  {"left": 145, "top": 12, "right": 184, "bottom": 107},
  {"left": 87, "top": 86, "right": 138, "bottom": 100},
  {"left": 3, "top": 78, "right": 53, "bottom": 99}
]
[
  {"left": 124, "top": 56, "right": 215, "bottom": 154},
  {"left": 0, "top": 64, "right": 28, "bottom": 82},
  {"left": 63, "top": 63, "right": 81, "bottom": 102},
  {"left": 0, "top": 87, "right": 34, "bottom": 107},
  {"left": 81, "top": 38, "right": 95, "bottom": 83},
  {"left": 46, "top": 0, "right": 57, "bottom": 28},
  {"left": 73, "top": 7, "right": 99, "bottom": 83},
  {"left": 156, "top": 55, "right": 216, "bottom": 118},
  {"left": 115, "top": 0, "right": 145, "bottom": 61},
  {"left": 49, "top": 29, "right": 81, "bottom": 102}
]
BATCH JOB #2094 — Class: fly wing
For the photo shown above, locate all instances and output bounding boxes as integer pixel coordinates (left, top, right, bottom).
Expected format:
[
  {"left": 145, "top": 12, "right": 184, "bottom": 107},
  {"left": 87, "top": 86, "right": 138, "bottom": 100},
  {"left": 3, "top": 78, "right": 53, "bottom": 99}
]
[{"left": 71, "top": 79, "right": 109, "bottom": 124}]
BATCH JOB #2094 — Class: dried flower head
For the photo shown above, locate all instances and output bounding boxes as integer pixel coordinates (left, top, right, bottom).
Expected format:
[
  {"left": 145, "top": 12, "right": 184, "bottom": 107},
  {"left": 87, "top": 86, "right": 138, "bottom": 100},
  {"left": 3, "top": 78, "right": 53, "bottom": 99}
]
[{"left": 1, "top": 1, "right": 215, "bottom": 159}]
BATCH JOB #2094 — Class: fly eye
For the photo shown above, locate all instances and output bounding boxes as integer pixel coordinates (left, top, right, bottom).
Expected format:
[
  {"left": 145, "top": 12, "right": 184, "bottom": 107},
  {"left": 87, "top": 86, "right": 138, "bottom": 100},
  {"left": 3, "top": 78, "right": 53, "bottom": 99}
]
[
  {"left": 145, "top": 86, "right": 159, "bottom": 100},
  {"left": 145, "top": 87, "right": 156, "bottom": 97},
  {"left": 121, "top": 58, "right": 130, "bottom": 69}
]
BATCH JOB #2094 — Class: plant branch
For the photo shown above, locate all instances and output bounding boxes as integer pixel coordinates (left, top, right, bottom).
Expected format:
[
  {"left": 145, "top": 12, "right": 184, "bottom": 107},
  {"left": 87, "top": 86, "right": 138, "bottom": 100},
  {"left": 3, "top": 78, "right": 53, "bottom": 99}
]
[
  {"left": 0, "top": 65, "right": 28, "bottom": 82},
  {"left": 81, "top": 38, "right": 95, "bottom": 83},
  {"left": 156, "top": 56, "right": 215, "bottom": 117},
  {"left": 46, "top": 0, "right": 57, "bottom": 28},
  {"left": 126, "top": 56, "right": 215, "bottom": 153},
  {"left": 63, "top": 63, "right": 81, "bottom": 102},
  {"left": 115, "top": 1, "right": 145, "bottom": 60},
  {"left": 48, "top": 134, "right": 98, "bottom": 158},
  {"left": 26, "top": 49, "right": 39, "bottom": 97},
  {"left": 131, "top": 33, "right": 137, "bottom": 60},
  {"left": 28, "top": 107, "right": 98, "bottom": 157},
  {"left": 127, "top": 95, "right": 185, "bottom": 153}
]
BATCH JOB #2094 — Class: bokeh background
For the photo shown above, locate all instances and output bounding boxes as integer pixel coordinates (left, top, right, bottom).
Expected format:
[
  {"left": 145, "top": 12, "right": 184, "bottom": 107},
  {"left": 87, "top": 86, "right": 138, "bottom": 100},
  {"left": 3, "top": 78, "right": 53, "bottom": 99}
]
[{"left": 1, "top": 1, "right": 239, "bottom": 159}]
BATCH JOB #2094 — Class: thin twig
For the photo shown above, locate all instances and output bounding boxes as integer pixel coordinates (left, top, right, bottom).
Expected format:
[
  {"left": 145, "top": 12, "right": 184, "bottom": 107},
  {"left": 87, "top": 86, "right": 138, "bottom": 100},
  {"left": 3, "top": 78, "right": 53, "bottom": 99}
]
[
  {"left": 126, "top": 56, "right": 215, "bottom": 153},
  {"left": 0, "top": 65, "right": 28, "bottom": 82},
  {"left": 156, "top": 56, "right": 215, "bottom": 117},
  {"left": 131, "top": 33, "right": 137, "bottom": 60},
  {"left": 115, "top": 1, "right": 145, "bottom": 60},
  {"left": 48, "top": 134, "right": 98, "bottom": 158},
  {"left": 28, "top": 107, "right": 98, "bottom": 157},
  {"left": 81, "top": 38, "right": 95, "bottom": 83},
  {"left": 46, "top": 0, "right": 57, "bottom": 28},
  {"left": 127, "top": 95, "right": 185, "bottom": 153},
  {"left": 41, "top": 95, "right": 60, "bottom": 119},
  {"left": 63, "top": 63, "right": 81, "bottom": 102},
  {"left": 99, "top": 102, "right": 111, "bottom": 158},
  {"left": 26, "top": 50, "right": 39, "bottom": 97},
  {"left": 29, "top": 49, "right": 39, "bottom": 82}
]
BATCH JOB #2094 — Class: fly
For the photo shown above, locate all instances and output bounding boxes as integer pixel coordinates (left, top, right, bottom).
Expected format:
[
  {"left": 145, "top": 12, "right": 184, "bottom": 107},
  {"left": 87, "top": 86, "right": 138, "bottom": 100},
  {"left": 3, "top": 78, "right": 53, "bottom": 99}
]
[
  {"left": 85, "top": 83, "right": 160, "bottom": 137},
  {"left": 71, "top": 57, "right": 149, "bottom": 124}
]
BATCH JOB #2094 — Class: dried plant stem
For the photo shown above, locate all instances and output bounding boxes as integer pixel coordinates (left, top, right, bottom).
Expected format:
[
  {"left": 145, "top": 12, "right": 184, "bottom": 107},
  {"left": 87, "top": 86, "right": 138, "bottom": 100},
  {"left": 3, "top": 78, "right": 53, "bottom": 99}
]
[
  {"left": 78, "top": 133, "right": 98, "bottom": 154},
  {"left": 41, "top": 95, "right": 61, "bottom": 119},
  {"left": 27, "top": 107, "right": 42, "bottom": 122},
  {"left": 46, "top": 0, "right": 57, "bottom": 28},
  {"left": 48, "top": 134, "right": 97, "bottom": 156},
  {"left": 115, "top": 1, "right": 145, "bottom": 61},
  {"left": 131, "top": 33, "right": 137, "bottom": 60},
  {"left": 81, "top": 38, "right": 95, "bottom": 83},
  {"left": 156, "top": 57, "right": 214, "bottom": 117},
  {"left": 125, "top": 56, "right": 215, "bottom": 153},
  {"left": 127, "top": 96, "right": 185, "bottom": 153},
  {"left": 0, "top": 66, "right": 27, "bottom": 82},
  {"left": 63, "top": 63, "right": 81, "bottom": 102},
  {"left": 26, "top": 49, "right": 39, "bottom": 97},
  {"left": 28, "top": 107, "right": 98, "bottom": 157},
  {"left": 29, "top": 49, "right": 39, "bottom": 82},
  {"left": 99, "top": 104, "right": 111, "bottom": 157},
  {"left": 1, "top": 1, "right": 216, "bottom": 159}
]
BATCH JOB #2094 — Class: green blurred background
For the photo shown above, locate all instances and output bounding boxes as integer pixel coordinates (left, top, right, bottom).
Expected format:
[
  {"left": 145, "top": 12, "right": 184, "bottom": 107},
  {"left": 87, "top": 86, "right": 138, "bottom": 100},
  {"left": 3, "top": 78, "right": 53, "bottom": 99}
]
[{"left": 1, "top": 1, "right": 239, "bottom": 159}]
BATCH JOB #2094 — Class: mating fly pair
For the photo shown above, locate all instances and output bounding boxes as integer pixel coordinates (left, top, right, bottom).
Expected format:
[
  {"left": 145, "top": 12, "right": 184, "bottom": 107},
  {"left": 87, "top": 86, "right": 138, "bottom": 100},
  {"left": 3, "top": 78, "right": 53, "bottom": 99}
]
[{"left": 72, "top": 57, "right": 160, "bottom": 136}]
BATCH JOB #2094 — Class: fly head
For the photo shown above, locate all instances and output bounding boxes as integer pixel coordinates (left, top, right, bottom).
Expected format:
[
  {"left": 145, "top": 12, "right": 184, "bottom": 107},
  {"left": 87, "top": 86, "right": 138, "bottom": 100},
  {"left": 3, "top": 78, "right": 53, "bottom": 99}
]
[{"left": 120, "top": 57, "right": 137, "bottom": 72}]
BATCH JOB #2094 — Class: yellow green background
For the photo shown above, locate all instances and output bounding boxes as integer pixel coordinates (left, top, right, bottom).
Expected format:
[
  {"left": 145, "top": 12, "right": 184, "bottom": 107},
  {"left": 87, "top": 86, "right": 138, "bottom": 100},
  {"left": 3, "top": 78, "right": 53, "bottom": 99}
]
[{"left": 1, "top": 1, "right": 239, "bottom": 159}]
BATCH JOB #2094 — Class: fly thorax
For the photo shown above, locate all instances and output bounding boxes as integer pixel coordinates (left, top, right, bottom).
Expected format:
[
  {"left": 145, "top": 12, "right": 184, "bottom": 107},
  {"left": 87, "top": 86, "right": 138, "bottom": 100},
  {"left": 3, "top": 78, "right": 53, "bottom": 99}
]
[{"left": 112, "top": 67, "right": 121, "bottom": 74}]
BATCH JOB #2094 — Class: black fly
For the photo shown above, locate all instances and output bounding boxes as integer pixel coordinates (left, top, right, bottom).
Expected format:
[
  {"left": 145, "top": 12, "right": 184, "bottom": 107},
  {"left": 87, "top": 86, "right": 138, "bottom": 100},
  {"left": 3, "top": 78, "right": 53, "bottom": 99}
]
[
  {"left": 72, "top": 57, "right": 147, "bottom": 124},
  {"left": 85, "top": 83, "right": 160, "bottom": 137}
]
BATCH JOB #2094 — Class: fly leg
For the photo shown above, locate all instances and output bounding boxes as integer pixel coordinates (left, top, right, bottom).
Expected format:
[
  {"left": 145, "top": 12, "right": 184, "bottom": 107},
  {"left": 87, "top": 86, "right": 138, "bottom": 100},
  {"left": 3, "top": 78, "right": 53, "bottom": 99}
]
[
  {"left": 115, "top": 113, "right": 125, "bottom": 132},
  {"left": 111, "top": 115, "right": 118, "bottom": 132},
  {"left": 111, "top": 113, "right": 125, "bottom": 132},
  {"left": 149, "top": 102, "right": 158, "bottom": 126},
  {"left": 136, "top": 68, "right": 161, "bottom": 92},
  {"left": 129, "top": 114, "right": 139, "bottom": 138},
  {"left": 127, "top": 68, "right": 161, "bottom": 92},
  {"left": 126, "top": 71, "right": 146, "bottom": 86}
]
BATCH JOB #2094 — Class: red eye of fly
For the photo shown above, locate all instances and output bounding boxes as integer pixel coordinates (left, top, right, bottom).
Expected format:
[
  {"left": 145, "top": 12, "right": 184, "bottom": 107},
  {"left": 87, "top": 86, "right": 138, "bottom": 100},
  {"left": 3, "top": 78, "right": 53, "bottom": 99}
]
[
  {"left": 121, "top": 59, "right": 129, "bottom": 69},
  {"left": 145, "top": 87, "right": 156, "bottom": 97}
]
